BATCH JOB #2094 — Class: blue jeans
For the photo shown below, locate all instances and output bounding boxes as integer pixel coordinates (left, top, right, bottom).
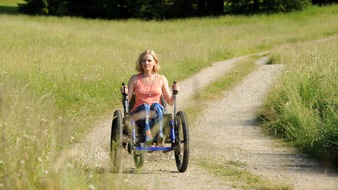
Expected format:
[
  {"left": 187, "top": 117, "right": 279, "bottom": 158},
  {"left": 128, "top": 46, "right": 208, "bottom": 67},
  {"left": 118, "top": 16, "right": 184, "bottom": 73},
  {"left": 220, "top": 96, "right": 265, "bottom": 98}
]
[{"left": 130, "top": 103, "right": 165, "bottom": 142}]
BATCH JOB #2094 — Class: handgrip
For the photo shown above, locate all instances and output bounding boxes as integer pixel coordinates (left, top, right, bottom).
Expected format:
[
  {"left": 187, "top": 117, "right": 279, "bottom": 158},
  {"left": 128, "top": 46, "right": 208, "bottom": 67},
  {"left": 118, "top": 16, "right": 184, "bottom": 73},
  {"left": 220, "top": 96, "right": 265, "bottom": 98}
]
[
  {"left": 173, "top": 81, "right": 178, "bottom": 95},
  {"left": 122, "top": 82, "right": 127, "bottom": 95},
  {"left": 173, "top": 81, "right": 177, "bottom": 115},
  {"left": 121, "top": 82, "right": 129, "bottom": 114}
]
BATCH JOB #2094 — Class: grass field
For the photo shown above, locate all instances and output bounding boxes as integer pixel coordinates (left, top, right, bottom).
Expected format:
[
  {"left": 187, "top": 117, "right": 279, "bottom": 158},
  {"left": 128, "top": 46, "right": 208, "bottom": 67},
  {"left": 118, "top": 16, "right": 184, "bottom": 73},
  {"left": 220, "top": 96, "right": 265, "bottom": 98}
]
[{"left": 1, "top": 1, "right": 338, "bottom": 189}]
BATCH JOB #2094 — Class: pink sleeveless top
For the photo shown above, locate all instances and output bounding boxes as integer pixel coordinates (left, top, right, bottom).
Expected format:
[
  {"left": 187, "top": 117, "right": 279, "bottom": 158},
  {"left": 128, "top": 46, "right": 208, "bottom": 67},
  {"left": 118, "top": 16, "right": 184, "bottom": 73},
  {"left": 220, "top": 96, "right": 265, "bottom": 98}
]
[{"left": 133, "top": 73, "right": 162, "bottom": 110}]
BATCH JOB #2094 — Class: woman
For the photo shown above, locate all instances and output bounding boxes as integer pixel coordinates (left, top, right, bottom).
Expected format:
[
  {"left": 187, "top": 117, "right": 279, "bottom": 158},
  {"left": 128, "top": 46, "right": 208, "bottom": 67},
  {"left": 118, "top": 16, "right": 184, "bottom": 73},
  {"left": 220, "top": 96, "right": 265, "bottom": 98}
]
[{"left": 122, "top": 49, "right": 179, "bottom": 146}]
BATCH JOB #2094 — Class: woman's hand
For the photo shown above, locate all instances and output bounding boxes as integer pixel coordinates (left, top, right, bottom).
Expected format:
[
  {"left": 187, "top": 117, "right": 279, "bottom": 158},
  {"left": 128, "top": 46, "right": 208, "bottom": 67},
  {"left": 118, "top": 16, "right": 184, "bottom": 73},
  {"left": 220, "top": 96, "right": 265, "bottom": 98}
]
[
  {"left": 121, "top": 85, "right": 128, "bottom": 94},
  {"left": 172, "top": 82, "right": 180, "bottom": 94}
]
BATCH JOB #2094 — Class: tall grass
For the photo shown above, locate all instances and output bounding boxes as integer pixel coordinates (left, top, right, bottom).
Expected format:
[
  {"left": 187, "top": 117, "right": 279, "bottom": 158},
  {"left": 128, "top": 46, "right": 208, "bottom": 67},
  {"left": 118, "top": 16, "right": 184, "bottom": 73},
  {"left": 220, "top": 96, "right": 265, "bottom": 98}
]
[
  {"left": 261, "top": 38, "right": 338, "bottom": 161},
  {"left": 1, "top": 2, "right": 338, "bottom": 189}
]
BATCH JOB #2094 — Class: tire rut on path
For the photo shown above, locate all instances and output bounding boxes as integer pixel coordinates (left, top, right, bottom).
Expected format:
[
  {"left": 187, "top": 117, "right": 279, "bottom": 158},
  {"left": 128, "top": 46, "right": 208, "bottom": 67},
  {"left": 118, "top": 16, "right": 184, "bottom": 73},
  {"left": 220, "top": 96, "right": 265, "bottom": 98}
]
[{"left": 66, "top": 53, "right": 338, "bottom": 190}]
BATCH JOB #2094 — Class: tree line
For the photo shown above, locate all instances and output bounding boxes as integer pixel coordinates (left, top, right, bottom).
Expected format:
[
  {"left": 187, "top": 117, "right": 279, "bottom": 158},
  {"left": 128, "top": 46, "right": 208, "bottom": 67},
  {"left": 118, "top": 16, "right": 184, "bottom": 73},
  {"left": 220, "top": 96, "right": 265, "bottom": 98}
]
[{"left": 18, "top": 0, "right": 338, "bottom": 20}]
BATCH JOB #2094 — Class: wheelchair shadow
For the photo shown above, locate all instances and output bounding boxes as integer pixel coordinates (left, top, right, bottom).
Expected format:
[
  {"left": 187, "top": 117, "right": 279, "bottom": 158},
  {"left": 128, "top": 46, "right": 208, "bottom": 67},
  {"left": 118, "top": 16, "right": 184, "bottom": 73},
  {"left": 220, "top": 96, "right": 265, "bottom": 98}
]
[
  {"left": 84, "top": 166, "right": 179, "bottom": 175},
  {"left": 122, "top": 168, "right": 179, "bottom": 174}
]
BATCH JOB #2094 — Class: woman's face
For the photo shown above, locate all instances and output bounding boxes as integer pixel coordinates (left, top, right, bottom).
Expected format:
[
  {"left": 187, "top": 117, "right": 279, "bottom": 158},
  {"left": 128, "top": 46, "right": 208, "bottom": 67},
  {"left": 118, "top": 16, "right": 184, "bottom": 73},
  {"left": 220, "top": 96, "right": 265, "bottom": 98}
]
[{"left": 141, "top": 54, "right": 156, "bottom": 72}]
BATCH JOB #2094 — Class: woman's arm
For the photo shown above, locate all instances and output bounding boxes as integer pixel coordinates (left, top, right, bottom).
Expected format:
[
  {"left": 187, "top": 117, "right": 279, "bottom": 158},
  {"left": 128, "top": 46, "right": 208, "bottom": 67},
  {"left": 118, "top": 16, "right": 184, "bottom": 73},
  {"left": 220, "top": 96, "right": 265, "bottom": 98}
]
[
  {"left": 127, "top": 75, "right": 137, "bottom": 103},
  {"left": 161, "top": 75, "right": 179, "bottom": 106},
  {"left": 120, "top": 75, "right": 137, "bottom": 103}
]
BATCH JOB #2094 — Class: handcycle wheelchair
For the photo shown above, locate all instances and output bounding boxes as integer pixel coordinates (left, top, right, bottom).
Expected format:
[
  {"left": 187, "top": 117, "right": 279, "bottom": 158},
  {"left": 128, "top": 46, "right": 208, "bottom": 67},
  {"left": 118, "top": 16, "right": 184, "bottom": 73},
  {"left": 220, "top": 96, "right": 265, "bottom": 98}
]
[{"left": 110, "top": 82, "right": 189, "bottom": 173}]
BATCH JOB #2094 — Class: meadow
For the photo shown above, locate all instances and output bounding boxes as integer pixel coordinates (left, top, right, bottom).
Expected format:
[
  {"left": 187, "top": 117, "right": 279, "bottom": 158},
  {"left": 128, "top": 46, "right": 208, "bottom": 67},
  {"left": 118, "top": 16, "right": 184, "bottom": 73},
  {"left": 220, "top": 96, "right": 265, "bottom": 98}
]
[{"left": 0, "top": 1, "right": 338, "bottom": 189}]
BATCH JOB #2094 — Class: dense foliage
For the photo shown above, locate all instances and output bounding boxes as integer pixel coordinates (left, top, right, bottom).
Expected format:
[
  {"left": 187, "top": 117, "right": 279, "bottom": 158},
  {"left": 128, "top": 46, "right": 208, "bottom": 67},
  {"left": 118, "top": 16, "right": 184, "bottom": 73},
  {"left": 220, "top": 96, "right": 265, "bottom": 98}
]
[{"left": 16, "top": 0, "right": 336, "bottom": 19}]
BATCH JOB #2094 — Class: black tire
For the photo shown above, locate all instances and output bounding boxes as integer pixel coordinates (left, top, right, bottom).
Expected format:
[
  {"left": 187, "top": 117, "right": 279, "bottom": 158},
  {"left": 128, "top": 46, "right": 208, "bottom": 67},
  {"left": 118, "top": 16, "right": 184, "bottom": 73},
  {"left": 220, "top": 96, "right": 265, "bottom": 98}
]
[
  {"left": 133, "top": 142, "right": 144, "bottom": 169},
  {"left": 110, "top": 110, "right": 123, "bottom": 173},
  {"left": 174, "top": 111, "right": 189, "bottom": 172}
]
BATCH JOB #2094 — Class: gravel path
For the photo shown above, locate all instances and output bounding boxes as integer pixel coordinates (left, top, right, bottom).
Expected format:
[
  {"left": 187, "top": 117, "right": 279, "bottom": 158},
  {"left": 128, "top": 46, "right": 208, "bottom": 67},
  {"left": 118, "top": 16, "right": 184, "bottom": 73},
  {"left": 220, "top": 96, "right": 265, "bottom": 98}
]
[{"left": 68, "top": 53, "right": 338, "bottom": 190}]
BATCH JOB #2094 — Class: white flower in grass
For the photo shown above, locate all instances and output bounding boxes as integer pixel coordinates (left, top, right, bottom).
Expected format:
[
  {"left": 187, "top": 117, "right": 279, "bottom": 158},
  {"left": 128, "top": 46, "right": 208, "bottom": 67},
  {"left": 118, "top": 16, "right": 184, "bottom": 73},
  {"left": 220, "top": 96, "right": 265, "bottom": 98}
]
[
  {"left": 88, "top": 184, "right": 96, "bottom": 190},
  {"left": 66, "top": 163, "right": 74, "bottom": 169}
]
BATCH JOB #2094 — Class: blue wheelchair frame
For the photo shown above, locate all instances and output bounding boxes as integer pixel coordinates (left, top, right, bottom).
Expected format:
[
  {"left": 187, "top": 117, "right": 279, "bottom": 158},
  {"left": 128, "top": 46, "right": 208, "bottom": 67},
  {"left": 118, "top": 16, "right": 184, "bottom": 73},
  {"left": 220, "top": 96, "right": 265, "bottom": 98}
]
[
  {"left": 110, "top": 82, "right": 189, "bottom": 173},
  {"left": 123, "top": 85, "right": 176, "bottom": 152}
]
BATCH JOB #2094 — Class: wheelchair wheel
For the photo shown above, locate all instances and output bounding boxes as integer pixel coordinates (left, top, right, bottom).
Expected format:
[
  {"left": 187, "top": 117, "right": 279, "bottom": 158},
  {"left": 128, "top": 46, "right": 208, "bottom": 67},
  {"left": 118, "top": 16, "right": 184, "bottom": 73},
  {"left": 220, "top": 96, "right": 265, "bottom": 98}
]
[
  {"left": 110, "top": 110, "right": 123, "bottom": 173},
  {"left": 133, "top": 142, "right": 144, "bottom": 169},
  {"left": 174, "top": 111, "right": 189, "bottom": 173}
]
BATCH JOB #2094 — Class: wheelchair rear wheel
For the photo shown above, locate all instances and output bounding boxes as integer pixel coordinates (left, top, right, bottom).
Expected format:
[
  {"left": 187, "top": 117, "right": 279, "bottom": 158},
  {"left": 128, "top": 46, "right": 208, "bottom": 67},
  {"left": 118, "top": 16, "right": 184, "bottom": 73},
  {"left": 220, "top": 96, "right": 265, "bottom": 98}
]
[
  {"left": 174, "top": 111, "right": 189, "bottom": 172},
  {"left": 110, "top": 110, "right": 123, "bottom": 173}
]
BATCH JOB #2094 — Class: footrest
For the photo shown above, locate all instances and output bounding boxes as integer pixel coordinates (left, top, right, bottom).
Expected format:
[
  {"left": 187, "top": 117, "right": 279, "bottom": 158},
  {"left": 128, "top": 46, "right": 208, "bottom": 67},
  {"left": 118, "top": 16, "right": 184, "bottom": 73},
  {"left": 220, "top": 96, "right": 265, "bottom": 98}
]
[{"left": 136, "top": 146, "right": 172, "bottom": 151}]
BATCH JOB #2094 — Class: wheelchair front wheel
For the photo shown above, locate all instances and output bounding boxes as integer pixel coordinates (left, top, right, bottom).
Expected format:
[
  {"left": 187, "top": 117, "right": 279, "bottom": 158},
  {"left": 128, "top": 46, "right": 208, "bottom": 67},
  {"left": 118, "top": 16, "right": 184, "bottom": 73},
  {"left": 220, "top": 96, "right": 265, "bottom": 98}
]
[
  {"left": 133, "top": 142, "right": 145, "bottom": 169},
  {"left": 174, "top": 111, "right": 189, "bottom": 173}
]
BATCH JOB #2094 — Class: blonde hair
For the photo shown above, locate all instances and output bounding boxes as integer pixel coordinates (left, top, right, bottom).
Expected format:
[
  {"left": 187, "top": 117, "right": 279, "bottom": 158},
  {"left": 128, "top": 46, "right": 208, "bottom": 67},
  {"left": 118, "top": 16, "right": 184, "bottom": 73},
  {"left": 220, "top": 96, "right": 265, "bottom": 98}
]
[{"left": 135, "top": 49, "right": 160, "bottom": 73}]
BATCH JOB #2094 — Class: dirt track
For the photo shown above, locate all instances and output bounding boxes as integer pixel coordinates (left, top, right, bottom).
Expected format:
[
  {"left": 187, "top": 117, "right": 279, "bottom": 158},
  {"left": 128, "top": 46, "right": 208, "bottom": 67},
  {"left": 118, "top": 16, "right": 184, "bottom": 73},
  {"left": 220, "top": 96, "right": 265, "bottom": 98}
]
[{"left": 69, "top": 53, "right": 338, "bottom": 190}]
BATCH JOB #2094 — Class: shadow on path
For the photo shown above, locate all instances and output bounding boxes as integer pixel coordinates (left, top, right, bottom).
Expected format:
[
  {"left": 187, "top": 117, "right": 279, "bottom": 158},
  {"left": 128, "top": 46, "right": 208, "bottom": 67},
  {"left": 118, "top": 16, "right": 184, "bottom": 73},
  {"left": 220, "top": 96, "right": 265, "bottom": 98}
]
[{"left": 0, "top": 6, "right": 20, "bottom": 15}]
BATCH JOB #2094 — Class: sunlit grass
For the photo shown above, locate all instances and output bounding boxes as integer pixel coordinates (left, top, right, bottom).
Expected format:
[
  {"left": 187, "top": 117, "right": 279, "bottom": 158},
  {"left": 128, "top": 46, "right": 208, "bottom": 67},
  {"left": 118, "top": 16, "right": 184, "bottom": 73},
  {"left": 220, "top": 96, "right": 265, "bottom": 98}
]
[
  {"left": 0, "top": 0, "right": 24, "bottom": 7},
  {"left": 0, "top": 2, "right": 338, "bottom": 189}
]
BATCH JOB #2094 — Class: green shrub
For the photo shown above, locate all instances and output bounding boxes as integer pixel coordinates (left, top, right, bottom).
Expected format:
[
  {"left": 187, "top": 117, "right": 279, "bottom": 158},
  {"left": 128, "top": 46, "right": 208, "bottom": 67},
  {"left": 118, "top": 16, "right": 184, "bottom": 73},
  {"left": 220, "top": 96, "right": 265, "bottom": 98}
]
[{"left": 18, "top": 0, "right": 48, "bottom": 15}]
